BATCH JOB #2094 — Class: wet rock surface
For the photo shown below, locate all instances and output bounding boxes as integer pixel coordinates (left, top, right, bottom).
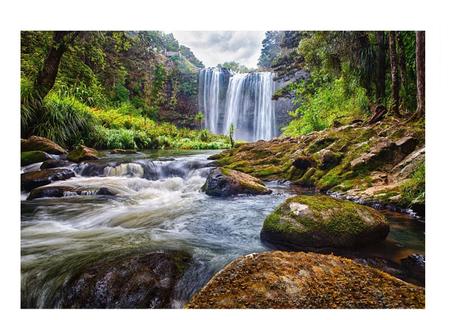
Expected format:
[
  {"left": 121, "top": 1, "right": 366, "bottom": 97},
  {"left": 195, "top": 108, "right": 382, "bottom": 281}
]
[
  {"left": 60, "top": 251, "right": 192, "bottom": 308},
  {"left": 21, "top": 151, "right": 52, "bottom": 166},
  {"left": 68, "top": 145, "right": 100, "bottom": 162},
  {"left": 186, "top": 251, "right": 424, "bottom": 309},
  {"left": 21, "top": 135, "right": 67, "bottom": 155},
  {"left": 27, "top": 185, "right": 117, "bottom": 200},
  {"left": 21, "top": 168, "right": 75, "bottom": 192},
  {"left": 401, "top": 254, "right": 425, "bottom": 284},
  {"left": 40, "top": 159, "right": 74, "bottom": 169},
  {"left": 202, "top": 167, "right": 272, "bottom": 197}
]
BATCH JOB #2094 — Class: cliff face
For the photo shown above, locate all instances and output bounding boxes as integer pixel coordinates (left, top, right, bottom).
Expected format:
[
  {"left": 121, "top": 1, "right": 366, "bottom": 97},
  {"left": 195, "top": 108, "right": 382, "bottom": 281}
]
[{"left": 269, "top": 31, "right": 309, "bottom": 133}]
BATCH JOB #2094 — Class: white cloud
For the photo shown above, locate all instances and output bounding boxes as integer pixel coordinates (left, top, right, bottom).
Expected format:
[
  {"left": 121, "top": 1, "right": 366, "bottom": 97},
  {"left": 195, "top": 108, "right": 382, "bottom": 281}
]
[{"left": 169, "top": 31, "right": 265, "bottom": 68}]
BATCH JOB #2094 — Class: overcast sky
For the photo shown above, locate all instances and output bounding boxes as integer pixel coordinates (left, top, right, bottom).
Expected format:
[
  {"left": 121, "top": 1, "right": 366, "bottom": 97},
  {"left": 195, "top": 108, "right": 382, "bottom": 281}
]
[{"left": 169, "top": 31, "right": 265, "bottom": 68}]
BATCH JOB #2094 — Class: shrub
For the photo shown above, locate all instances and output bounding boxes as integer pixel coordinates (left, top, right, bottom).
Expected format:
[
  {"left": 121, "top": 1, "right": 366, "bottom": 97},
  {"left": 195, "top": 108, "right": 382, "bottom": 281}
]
[{"left": 32, "top": 93, "right": 98, "bottom": 147}]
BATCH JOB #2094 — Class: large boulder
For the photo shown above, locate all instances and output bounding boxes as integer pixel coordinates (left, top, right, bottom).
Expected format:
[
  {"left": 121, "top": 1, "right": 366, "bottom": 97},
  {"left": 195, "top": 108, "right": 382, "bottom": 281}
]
[
  {"left": 60, "top": 251, "right": 191, "bottom": 308},
  {"left": 21, "top": 136, "right": 67, "bottom": 155},
  {"left": 67, "top": 145, "right": 99, "bottom": 162},
  {"left": 27, "top": 185, "right": 117, "bottom": 200},
  {"left": 260, "top": 195, "right": 389, "bottom": 249},
  {"left": 187, "top": 251, "right": 424, "bottom": 309},
  {"left": 21, "top": 151, "right": 52, "bottom": 166},
  {"left": 202, "top": 168, "right": 272, "bottom": 197},
  {"left": 21, "top": 168, "right": 75, "bottom": 192}
]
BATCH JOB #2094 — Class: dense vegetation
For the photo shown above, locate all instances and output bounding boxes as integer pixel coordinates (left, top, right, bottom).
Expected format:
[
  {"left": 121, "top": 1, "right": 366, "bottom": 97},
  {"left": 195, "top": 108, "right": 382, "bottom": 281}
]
[
  {"left": 21, "top": 31, "right": 230, "bottom": 150},
  {"left": 268, "top": 31, "right": 425, "bottom": 136}
]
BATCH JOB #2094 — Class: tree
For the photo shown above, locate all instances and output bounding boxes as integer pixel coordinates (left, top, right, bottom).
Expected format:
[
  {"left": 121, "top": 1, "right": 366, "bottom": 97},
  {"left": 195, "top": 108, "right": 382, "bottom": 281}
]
[
  {"left": 375, "top": 32, "right": 386, "bottom": 104},
  {"left": 218, "top": 61, "right": 252, "bottom": 73},
  {"left": 258, "top": 31, "right": 282, "bottom": 69},
  {"left": 414, "top": 31, "right": 425, "bottom": 119},
  {"left": 388, "top": 31, "right": 401, "bottom": 116},
  {"left": 34, "top": 31, "right": 79, "bottom": 100}
]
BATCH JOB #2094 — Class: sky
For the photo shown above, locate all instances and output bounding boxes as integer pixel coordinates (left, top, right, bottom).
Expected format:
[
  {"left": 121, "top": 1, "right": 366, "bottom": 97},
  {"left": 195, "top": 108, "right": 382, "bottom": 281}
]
[{"left": 169, "top": 31, "right": 265, "bottom": 68}]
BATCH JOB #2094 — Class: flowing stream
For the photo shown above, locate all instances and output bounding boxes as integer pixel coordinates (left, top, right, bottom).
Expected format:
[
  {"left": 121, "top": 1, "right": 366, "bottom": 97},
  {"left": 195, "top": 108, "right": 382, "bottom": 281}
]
[{"left": 21, "top": 151, "right": 424, "bottom": 308}]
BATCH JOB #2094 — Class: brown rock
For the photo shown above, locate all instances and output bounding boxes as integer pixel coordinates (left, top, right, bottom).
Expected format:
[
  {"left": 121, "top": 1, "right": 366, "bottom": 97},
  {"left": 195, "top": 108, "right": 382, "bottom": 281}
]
[{"left": 187, "top": 251, "right": 425, "bottom": 309}]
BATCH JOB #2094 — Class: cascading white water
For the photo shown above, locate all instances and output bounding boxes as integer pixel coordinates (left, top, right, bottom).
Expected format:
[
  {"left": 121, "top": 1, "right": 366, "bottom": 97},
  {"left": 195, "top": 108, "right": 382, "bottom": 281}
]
[
  {"left": 198, "top": 67, "right": 276, "bottom": 141},
  {"left": 198, "top": 68, "right": 222, "bottom": 134}
]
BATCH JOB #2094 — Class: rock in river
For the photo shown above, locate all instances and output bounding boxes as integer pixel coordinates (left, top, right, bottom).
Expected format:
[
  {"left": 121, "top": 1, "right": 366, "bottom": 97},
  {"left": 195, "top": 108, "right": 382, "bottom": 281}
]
[
  {"left": 40, "top": 159, "right": 74, "bottom": 169},
  {"left": 27, "top": 185, "right": 117, "bottom": 200},
  {"left": 21, "top": 151, "right": 52, "bottom": 166},
  {"left": 21, "top": 135, "right": 67, "bottom": 155},
  {"left": 21, "top": 168, "right": 75, "bottom": 192},
  {"left": 202, "top": 167, "right": 272, "bottom": 197},
  {"left": 260, "top": 195, "right": 389, "bottom": 249},
  {"left": 60, "top": 251, "right": 191, "bottom": 308},
  {"left": 67, "top": 145, "right": 99, "bottom": 162},
  {"left": 186, "top": 251, "right": 424, "bottom": 309}
]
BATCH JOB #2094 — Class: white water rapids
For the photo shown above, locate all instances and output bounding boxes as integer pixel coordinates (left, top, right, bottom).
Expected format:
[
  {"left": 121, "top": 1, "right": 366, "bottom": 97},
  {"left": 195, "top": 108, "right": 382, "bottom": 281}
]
[{"left": 21, "top": 150, "right": 425, "bottom": 308}]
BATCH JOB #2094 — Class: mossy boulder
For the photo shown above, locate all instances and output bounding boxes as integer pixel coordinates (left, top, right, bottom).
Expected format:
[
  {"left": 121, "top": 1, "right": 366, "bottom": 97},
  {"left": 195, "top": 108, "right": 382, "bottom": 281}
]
[
  {"left": 21, "top": 151, "right": 52, "bottom": 166},
  {"left": 67, "top": 145, "right": 99, "bottom": 162},
  {"left": 186, "top": 251, "right": 424, "bottom": 309},
  {"left": 260, "top": 195, "right": 389, "bottom": 249},
  {"left": 21, "top": 135, "right": 67, "bottom": 155},
  {"left": 202, "top": 167, "right": 272, "bottom": 197},
  {"left": 60, "top": 251, "right": 191, "bottom": 308},
  {"left": 21, "top": 168, "right": 75, "bottom": 192}
]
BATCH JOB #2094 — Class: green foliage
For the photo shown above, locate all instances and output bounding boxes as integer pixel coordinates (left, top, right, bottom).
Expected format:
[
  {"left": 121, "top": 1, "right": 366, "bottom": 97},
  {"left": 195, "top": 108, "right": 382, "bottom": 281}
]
[
  {"left": 400, "top": 161, "right": 425, "bottom": 205},
  {"left": 283, "top": 73, "right": 369, "bottom": 136},
  {"left": 218, "top": 61, "right": 253, "bottom": 73}
]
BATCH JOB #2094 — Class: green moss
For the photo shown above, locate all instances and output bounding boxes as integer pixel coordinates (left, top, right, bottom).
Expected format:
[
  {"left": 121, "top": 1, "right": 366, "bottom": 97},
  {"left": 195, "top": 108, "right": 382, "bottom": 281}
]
[
  {"left": 285, "top": 195, "right": 379, "bottom": 235},
  {"left": 263, "top": 195, "right": 387, "bottom": 241},
  {"left": 306, "top": 137, "right": 336, "bottom": 153},
  {"left": 21, "top": 151, "right": 50, "bottom": 166},
  {"left": 399, "top": 161, "right": 425, "bottom": 207}
]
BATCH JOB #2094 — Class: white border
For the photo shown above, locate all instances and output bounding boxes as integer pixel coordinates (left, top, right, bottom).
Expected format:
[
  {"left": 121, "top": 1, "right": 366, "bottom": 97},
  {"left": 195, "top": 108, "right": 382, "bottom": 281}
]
[{"left": 1, "top": 0, "right": 449, "bottom": 319}]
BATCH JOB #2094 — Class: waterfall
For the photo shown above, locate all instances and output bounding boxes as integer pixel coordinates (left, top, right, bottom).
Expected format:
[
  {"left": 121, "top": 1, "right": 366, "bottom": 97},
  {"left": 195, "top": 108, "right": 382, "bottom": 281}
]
[{"left": 198, "top": 67, "right": 276, "bottom": 141}]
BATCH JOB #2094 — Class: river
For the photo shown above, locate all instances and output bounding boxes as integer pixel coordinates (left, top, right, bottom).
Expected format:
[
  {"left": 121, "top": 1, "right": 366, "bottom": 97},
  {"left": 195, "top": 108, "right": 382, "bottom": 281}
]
[{"left": 21, "top": 150, "right": 424, "bottom": 308}]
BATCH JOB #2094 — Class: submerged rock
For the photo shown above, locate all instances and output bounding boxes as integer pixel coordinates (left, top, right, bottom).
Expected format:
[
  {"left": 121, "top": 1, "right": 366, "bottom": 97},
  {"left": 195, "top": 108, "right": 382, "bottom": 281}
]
[
  {"left": 27, "top": 185, "right": 117, "bottom": 200},
  {"left": 21, "top": 135, "right": 67, "bottom": 155},
  {"left": 68, "top": 145, "right": 99, "bottom": 162},
  {"left": 186, "top": 251, "right": 424, "bottom": 309},
  {"left": 202, "top": 167, "right": 272, "bottom": 197},
  {"left": 61, "top": 251, "right": 191, "bottom": 308},
  {"left": 260, "top": 195, "right": 389, "bottom": 249},
  {"left": 21, "top": 168, "right": 75, "bottom": 192},
  {"left": 21, "top": 151, "right": 52, "bottom": 166},
  {"left": 111, "top": 149, "right": 138, "bottom": 154}
]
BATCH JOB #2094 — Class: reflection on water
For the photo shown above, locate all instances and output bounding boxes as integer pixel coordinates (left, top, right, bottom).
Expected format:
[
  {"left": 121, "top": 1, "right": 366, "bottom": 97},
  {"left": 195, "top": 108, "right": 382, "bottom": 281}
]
[{"left": 21, "top": 150, "right": 425, "bottom": 307}]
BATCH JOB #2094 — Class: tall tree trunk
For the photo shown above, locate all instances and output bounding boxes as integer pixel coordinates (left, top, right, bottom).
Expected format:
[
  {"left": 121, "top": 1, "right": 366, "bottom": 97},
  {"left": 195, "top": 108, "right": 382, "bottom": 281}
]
[
  {"left": 376, "top": 31, "right": 386, "bottom": 104},
  {"left": 388, "top": 31, "right": 401, "bottom": 116},
  {"left": 414, "top": 31, "right": 425, "bottom": 119},
  {"left": 396, "top": 32, "right": 408, "bottom": 89},
  {"left": 34, "top": 31, "right": 79, "bottom": 100}
]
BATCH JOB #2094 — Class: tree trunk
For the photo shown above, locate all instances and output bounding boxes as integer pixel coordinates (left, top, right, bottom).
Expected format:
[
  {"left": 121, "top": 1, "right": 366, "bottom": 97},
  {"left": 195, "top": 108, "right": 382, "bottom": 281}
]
[
  {"left": 388, "top": 31, "right": 401, "bottom": 116},
  {"left": 34, "top": 31, "right": 79, "bottom": 99},
  {"left": 414, "top": 31, "right": 425, "bottom": 118},
  {"left": 396, "top": 32, "right": 408, "bottom": 90},
  {"left": 376, "top": 31, "right": 386, "bottom": 104}
]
